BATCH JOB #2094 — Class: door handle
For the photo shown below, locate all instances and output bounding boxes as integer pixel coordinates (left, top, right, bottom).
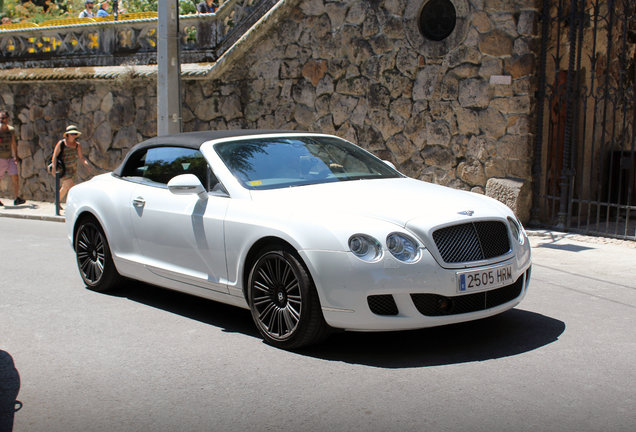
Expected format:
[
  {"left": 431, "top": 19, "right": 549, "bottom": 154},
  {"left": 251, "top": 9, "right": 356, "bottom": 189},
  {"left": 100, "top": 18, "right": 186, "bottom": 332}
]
[{"left": 132, "top": 197, "right": 146, "bottom": 208}]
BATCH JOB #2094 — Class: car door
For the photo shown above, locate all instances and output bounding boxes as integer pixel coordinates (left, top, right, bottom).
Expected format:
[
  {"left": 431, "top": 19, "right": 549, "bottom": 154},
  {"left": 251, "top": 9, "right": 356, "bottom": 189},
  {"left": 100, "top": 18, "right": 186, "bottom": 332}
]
[{"left": 124, "top": 146, "right": 229, "bottom": 293}]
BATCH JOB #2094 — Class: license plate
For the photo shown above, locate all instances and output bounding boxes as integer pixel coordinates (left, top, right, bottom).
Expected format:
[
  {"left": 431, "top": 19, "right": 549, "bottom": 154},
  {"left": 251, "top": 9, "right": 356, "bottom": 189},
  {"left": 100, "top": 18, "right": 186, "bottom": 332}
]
[{"left": 457, "top": 264, "right": 513, "bottom": 293}]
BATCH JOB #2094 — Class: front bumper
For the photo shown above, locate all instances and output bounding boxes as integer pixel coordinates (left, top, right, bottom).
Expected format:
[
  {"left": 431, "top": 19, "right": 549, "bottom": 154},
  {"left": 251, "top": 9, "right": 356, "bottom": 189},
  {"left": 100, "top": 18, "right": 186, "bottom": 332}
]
[{"left": 299, "top": 247, "right": 531, "bottom": 331}]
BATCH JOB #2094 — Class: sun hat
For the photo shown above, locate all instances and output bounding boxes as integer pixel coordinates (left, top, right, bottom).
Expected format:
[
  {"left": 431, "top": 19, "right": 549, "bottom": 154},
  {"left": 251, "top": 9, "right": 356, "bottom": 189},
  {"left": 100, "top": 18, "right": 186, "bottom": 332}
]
[
  {"left": 64, "top": 125, "right": 82, "bottom": 136},
  {"left": 85, "top": 0, "right": 94, "bottom": 3}
]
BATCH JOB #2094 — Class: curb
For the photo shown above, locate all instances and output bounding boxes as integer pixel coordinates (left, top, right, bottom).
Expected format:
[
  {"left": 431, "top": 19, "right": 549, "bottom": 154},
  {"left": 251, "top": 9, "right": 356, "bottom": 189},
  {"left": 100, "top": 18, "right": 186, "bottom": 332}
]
[
  {"left": 0, "top": 212, "right": 65, "bottom": 223},
  {"left": 526, "top": 228, "right": 636, "bottom": 248},
  {"left": 0, "top": 198, "right": 65, "bottom": 223}
]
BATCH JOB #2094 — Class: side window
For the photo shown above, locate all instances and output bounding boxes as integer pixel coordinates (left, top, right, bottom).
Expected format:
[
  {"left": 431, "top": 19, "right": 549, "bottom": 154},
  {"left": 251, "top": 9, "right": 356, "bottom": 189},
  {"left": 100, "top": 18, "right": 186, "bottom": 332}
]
[{"left": 121, "top": 146, "right": 217, "bottom": 190}]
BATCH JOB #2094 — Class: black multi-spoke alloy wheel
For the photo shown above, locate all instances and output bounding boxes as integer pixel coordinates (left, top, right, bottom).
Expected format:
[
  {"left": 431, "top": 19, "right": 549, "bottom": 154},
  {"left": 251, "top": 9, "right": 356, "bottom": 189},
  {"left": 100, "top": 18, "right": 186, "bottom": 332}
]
[
  {"left": 75, "top": 218, "right": 121, "bottom": 292},
  {"left": 248, "top": 246, "right": 328, "bottom": 349}
]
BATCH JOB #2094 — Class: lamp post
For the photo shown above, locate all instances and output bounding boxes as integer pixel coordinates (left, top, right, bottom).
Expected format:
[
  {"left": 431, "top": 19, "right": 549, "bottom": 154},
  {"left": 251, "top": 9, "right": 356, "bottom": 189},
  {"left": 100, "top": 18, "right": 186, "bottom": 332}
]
[{"left": 157, "top": 0, "right": 182, "bottom": 136}]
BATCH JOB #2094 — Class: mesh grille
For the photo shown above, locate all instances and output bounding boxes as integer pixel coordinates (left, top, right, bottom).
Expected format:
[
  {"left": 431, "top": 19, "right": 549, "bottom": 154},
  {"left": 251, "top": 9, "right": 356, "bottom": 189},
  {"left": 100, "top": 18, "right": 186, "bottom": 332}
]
[
  {"left": 410, "top": 276, "right": 523, "bottom": 317},
  {"left": 432, "top": 221, "right": 510, "bottom": 263},
  {"left": 367, "top": 295, "right": 399, "bottom": 316}
]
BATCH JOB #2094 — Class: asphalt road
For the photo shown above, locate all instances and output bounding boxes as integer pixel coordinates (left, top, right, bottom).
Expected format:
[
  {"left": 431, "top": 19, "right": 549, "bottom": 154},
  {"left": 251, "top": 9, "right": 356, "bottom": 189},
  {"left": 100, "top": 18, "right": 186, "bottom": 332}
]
[{"left": 1, "top": 218, "right": 635, "bottom": 432}]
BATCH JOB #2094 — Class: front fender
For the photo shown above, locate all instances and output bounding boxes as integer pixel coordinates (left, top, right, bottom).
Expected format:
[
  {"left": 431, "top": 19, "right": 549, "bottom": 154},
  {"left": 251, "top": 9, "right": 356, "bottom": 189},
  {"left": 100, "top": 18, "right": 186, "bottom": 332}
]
[
  {"left": 65, "top": 174, "right": 135, "bottom": 258},
  {"left": 222, "top": 199, "right": 409, "bottom": 296}
]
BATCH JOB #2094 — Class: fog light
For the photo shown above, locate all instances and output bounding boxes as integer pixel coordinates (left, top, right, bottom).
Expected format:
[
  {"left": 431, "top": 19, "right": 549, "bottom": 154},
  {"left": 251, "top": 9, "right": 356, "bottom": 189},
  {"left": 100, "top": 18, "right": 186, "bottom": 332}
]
[{"left": 437, "top": 297, "right": 453, "bottom": 314}]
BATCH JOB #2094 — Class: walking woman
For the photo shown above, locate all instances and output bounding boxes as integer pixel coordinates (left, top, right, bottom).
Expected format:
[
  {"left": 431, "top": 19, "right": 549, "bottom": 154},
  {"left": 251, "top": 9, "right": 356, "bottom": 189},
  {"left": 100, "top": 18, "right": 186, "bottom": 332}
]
[
  {"left": 50, "top": 125, "right": 91, "bottom": 202},
  {"left": 0, "top": 110, "right": 25, "bottom": 206}
]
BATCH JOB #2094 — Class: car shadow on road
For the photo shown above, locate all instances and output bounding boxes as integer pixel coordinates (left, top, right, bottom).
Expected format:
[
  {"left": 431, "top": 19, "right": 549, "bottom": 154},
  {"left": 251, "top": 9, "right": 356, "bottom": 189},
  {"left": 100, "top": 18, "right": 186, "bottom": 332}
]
[
  {"left": 300, "top": 309, "right": 565, "bottom": 368},
  {"left": 107, "top": 282, "right": 564, "bottom": 368},
  {"left": 111, "top": 281, "right": 259, "bottom": 338}
]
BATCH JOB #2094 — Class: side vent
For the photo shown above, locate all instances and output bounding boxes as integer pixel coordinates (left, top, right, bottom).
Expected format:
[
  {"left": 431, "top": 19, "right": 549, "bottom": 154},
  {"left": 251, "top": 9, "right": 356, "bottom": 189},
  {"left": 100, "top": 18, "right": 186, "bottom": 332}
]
[{"left": 367, "top": 295, "right": 399, "bottom": 316}]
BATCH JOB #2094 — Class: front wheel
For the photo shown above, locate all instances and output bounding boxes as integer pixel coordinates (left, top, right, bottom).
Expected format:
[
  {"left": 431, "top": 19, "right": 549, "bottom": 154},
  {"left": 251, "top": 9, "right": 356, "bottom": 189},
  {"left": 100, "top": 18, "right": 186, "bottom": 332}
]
[
  {"left": 247, "top": 246, "right": 328, "bottom": 349},
  {"left": 75, "top": 218, "right": 122, "bottom": 293}
]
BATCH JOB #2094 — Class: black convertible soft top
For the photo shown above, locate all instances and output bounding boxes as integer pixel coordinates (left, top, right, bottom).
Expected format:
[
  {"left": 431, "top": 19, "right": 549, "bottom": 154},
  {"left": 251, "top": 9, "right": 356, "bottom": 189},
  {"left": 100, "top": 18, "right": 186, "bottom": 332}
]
[{"left": 112, "top": 129, "right": 295, "bottom": 177}]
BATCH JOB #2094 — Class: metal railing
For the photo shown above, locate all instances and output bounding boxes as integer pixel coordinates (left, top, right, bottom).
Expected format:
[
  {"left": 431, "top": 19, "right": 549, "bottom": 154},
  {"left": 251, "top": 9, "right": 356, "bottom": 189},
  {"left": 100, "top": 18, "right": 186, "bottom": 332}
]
[
  {"left": 534, "top": 0, "right": 635, "bottom": 241},
  {"left": 0, "top": 0, "right": 275, "bottom": 69}
]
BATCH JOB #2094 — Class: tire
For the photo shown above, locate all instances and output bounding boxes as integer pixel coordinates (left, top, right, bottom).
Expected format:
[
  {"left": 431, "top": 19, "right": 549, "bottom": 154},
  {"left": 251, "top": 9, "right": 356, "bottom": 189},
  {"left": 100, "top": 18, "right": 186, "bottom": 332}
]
[
  {"left": 247, "top": 246, "right": 328, "bottom": 349},
  {"left": 74, "top": 217, "right": 122, "bottom": 293}
]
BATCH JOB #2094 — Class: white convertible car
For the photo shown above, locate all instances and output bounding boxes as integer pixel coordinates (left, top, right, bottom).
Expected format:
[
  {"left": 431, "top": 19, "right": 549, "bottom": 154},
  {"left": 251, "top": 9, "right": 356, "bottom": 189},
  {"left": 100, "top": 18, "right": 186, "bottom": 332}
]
[{"left": 66, "top": 130, "right": 532, "bottom": 349}]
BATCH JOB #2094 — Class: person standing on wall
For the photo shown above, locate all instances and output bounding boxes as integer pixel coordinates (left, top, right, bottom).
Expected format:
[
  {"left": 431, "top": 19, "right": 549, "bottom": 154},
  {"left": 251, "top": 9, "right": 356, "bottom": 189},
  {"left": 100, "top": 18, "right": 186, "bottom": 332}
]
[
  {"left": 0, "top": 110, "right": 25, "bottom": 206},
  {"left": 96, "top": 0, "right": 110, "bottom": 17},
  {"left": 79, "top": 0, "right": 96, "bottom": 18},
  {"left": 50, "top": 125, "right": 92, "bottom": 203},
  {"left": 197, "top": 0, "right": 218, "bottom": 13}
]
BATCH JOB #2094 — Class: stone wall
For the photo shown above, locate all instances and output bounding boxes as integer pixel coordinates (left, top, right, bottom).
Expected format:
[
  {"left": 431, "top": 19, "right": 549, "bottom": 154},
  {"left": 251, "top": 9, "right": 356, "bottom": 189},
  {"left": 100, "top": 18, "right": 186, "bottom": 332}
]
[
  {"left": 187, "top": 0, "right": 539, "bottom": 192},
  {"left": 0, "top": 0, "right": 540, "bottom": 221},
  {"left": 0, "top": 79, "right": 157, "bottom": 199}
]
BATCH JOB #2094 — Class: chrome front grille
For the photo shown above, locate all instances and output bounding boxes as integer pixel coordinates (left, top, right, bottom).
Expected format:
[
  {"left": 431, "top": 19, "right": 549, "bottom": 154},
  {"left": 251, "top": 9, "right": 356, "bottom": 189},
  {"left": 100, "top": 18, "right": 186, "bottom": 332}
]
[{"left": 432, "top": 221, "right": 510, "bottom": 264}]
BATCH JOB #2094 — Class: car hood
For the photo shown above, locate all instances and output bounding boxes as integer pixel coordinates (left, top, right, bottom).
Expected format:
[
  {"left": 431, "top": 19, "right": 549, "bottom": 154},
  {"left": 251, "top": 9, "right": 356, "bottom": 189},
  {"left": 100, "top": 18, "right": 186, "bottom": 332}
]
[{"left": 248, "top": 177, "right": 511, "bottom": 228}]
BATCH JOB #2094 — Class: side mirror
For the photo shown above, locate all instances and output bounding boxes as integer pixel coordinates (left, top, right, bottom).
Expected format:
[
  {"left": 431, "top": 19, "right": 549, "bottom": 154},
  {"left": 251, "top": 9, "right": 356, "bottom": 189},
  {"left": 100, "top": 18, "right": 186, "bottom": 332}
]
[
  {"left": 383, "top": 160, "right": 397, "bottom": 170},
  {"left": 167, "top": 174, "right": 208, "bottom": 200}
]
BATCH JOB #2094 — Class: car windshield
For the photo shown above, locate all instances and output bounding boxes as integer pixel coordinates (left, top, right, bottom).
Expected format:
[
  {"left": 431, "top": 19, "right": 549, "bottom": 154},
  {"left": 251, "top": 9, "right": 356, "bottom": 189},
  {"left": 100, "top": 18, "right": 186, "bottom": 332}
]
[{"left": 214, "top": 136, "right": 402, "bottom": 190}]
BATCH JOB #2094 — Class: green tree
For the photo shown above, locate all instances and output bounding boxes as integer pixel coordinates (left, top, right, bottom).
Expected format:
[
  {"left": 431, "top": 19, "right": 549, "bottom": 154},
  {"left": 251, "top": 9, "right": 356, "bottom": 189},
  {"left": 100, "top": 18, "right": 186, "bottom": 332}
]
[{"left": 1, "top": 0, "right": 200, "bottom": 24}]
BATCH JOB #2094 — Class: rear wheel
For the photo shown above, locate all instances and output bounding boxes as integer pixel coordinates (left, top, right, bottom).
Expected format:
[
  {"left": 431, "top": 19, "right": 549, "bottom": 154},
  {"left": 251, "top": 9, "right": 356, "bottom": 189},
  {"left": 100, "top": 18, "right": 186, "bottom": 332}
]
[
  {"left": 247, "top": 246, "right": 328, "bottom": 349},
  {"left": 75, "top": 218, "right": 121, "bottom": 292}
]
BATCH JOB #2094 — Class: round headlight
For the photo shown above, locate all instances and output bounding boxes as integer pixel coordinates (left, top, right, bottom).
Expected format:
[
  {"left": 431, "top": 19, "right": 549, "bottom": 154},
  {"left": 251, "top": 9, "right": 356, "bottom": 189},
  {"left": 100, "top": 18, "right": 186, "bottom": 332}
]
[
  {"left": 349, "top": 234, "right": 382, "bottom": 262},
  {"left": 386, "top": 233, "right": 421, "bottom": 263}
]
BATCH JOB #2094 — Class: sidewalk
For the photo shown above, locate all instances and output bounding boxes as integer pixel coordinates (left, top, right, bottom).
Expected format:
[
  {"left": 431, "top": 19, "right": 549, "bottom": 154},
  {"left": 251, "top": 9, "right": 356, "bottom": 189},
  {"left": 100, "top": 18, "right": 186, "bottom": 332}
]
[{"left": 0, "top": 197, "right": 64, "bottom": 222}]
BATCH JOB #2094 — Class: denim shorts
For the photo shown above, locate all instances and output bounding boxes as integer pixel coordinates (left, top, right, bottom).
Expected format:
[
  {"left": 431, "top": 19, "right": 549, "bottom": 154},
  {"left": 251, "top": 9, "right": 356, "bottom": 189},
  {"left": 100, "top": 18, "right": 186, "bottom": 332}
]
[{"left": 0, "top": 158, "right": 18, "bottom": 177}]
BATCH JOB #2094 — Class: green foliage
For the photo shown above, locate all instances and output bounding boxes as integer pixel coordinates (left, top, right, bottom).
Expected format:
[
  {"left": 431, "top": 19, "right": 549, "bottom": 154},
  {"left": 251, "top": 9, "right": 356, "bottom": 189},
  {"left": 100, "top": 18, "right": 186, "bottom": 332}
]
[
  {"left": 1, "top": 0, "right": 84, "bottom": 23},
  {"left": 179, "top": 0, "right": 197, "bottom": 15},
  {"left": 128, "top": 0, "right": 199, "bottom": 15},
  {"left": 125, "top": 0, "right": 158, "bottom": 13},
  {"left": 1, "top": 0, "right": 201, "bottom": 23}
]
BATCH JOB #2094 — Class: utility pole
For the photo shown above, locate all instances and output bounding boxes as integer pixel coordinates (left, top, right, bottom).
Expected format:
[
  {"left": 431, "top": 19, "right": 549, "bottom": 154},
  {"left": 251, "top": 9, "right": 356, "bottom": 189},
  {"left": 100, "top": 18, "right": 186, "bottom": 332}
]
[{"left": 157, "top": 0, "right": 182, "bottom": 136}]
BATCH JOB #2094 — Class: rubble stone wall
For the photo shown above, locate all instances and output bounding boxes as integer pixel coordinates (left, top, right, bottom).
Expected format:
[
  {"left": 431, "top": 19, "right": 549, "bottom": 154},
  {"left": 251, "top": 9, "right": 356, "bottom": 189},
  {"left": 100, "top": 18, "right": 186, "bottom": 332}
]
[
  {"left": 0, "top": 0, "right": 540, "bottom": 221},
  {"left": 0, "top": 78, "right": 157, "bottom": 198}
]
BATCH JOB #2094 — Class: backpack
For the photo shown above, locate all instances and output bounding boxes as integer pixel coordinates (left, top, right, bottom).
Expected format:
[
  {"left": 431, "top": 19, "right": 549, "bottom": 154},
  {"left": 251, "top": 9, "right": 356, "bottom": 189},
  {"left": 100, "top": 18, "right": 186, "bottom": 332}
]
[{"left": 46, "top": 140, "right": 65, "bottom": 177}]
